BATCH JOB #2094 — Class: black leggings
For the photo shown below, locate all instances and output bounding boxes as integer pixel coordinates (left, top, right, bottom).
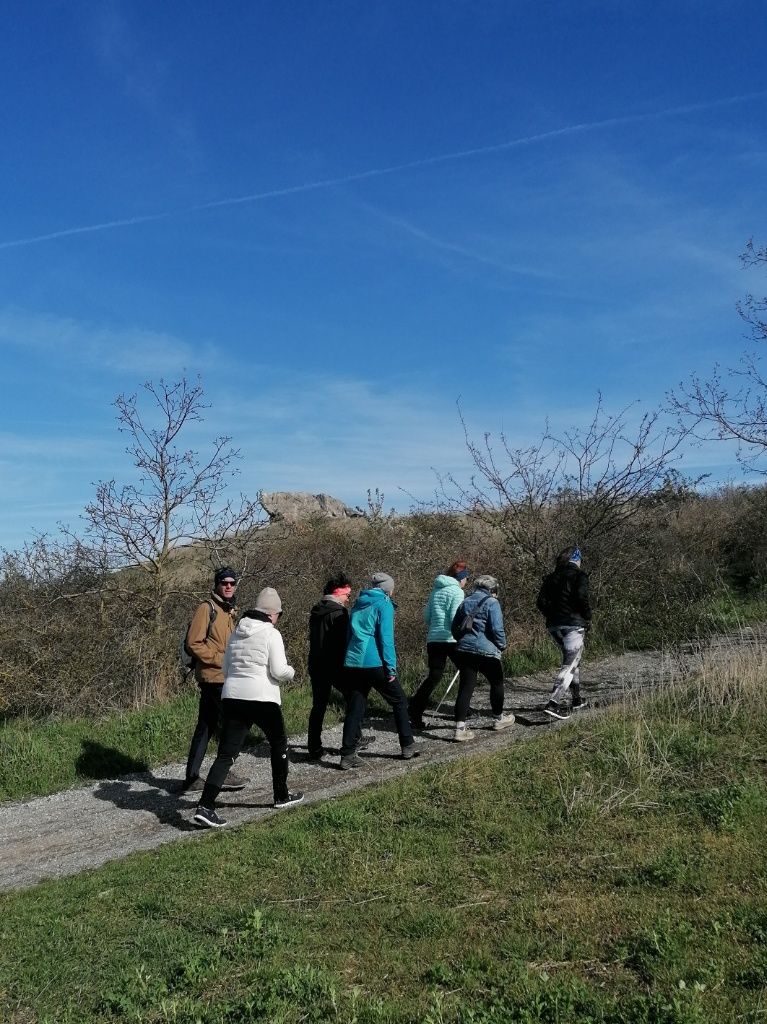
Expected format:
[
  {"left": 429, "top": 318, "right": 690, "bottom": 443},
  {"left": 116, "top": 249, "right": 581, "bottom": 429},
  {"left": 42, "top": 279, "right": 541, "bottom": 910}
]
[
  {"left": 454, "top": 652, "right": 505, "bottom": 722},
  {"left": 409, "top": 642, "right": 461, "bottom": 718},
  {"left": 200, "top": 698, "right": 289, "bottom": 807}
]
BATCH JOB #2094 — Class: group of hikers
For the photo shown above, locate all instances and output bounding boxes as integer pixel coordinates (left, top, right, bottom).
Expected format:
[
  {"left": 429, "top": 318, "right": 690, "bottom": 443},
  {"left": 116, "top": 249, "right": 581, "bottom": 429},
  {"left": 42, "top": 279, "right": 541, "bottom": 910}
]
[{"left": 182, "top": 546, "right": 592, "bottom": 828}]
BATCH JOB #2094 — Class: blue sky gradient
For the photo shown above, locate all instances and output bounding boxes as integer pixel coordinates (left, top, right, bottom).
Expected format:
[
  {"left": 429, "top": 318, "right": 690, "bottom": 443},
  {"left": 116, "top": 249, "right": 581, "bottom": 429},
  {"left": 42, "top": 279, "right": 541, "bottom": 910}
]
[{"left": 2, "top": 1, "right": 766, "bottom": 549}]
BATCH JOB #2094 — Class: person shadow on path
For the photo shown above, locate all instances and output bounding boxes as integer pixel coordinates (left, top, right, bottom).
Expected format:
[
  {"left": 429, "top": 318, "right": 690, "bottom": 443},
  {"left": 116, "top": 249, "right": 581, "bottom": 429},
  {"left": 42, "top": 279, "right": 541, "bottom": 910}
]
[
  {"left": 80, "top": 741, "right": 195, "bottom": 831},
  {"left": 92, "top": 775, "right": 196, "bottom": 831}
]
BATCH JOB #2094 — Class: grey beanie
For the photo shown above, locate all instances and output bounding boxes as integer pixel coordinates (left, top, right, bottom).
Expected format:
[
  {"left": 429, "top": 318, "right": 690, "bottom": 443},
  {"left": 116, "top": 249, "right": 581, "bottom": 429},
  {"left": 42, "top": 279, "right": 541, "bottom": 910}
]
[
  {"left": 474, "top": 574, "right": 498, "bottom": 593},
  {"left": 369, "top": 571, "right": 395, "bottom": 595},
  {"left": 254, "top": 586, "right": 283, "bottom": 614}
]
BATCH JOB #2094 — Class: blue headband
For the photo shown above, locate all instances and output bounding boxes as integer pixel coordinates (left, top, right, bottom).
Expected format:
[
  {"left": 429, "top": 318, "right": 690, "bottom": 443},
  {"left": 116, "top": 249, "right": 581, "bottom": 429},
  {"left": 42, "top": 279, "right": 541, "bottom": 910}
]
[
  {"left": 454, "top": 569, "right": 470, "bottom": 581},
  {"left": 569, "top": 548, "right": 582, "bottom": 564}
]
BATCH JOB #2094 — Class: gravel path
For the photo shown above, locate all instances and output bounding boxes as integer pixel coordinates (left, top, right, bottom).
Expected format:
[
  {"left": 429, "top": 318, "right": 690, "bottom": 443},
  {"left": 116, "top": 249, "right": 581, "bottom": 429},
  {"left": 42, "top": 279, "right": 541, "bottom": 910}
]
[{"left": 0, "top": 631, "right": 758, "bottom": 893}]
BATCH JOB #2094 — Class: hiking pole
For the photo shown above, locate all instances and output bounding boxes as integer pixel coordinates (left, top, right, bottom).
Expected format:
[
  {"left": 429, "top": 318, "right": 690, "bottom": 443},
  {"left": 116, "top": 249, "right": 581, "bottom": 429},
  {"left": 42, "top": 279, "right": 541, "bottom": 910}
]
[{"left": 434, "top": 671, "right": 460, "bottom": 718}]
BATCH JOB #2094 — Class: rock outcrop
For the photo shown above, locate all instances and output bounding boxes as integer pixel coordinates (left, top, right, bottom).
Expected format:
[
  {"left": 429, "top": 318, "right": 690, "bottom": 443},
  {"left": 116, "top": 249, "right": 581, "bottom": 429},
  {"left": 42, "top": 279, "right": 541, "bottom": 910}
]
[{"left": 259, "top": 491, "right": 362, "bottom": 522}]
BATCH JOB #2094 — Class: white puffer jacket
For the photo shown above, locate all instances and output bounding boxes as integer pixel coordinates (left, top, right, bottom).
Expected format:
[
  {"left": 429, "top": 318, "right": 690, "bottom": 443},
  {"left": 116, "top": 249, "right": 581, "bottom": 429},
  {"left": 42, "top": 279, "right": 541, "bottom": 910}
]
[{"left": 222, "top": 615, "right": 295, "bottom": 704}]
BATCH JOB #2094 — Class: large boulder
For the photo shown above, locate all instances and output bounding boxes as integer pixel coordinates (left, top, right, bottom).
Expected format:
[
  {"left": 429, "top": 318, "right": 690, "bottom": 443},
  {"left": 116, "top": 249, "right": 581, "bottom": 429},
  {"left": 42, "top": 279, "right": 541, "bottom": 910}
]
[{"left": 259, "top": 491, "right": 361, "bottom": 522}]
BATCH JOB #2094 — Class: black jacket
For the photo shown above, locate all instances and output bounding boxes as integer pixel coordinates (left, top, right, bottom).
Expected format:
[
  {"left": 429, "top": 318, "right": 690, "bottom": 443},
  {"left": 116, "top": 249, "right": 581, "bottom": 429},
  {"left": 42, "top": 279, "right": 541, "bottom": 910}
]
[
  {"left": 536, "top": 565, "right": 592, "bottom": 628},
  {"left": 308, "top": 596, "right": 349, "bottom": 676}
]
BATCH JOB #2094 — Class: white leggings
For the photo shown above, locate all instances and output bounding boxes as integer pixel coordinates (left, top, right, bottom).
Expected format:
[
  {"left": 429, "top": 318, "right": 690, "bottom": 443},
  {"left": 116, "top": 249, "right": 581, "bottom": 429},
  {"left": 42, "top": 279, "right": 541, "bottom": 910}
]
[{"left": 548, "top": 626, "right": 585, "bottom": 704}]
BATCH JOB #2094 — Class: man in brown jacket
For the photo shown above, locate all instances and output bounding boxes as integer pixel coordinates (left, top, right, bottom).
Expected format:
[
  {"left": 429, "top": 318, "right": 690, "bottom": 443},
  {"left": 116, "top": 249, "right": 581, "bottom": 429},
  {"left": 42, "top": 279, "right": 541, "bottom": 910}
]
[{"left": 182, "top": 566, "right": 247, "bottom": 792}]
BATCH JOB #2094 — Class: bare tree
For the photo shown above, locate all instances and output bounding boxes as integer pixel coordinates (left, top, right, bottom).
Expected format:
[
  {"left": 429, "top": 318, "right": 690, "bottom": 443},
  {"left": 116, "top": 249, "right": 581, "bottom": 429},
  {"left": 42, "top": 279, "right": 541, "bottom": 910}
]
[
  {"left": 63, "top": 377, "right": 265, "bottom": 631},
  {"left": 432, "top": 397, "right": 683, "bottom": 570},
  {"left": 670, "top": 239, "right": 767, "bottom": 472}
]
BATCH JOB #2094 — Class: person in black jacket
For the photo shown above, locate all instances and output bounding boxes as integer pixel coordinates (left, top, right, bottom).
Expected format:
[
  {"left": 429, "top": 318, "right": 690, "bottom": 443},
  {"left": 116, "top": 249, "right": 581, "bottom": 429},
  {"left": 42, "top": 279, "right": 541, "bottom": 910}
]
[
  {"left": 536, "top": 546, "right": 592, "bottom": 720},
  {"left": 307, "top": 572, "right": 354, "bottom": 759}
]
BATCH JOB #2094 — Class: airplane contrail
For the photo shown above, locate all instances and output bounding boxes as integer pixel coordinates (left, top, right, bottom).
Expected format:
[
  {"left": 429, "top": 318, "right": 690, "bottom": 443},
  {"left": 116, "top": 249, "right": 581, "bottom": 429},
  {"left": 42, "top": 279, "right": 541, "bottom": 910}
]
[{"left": 2, "top": 91, "right": 765, "bottom": 251}]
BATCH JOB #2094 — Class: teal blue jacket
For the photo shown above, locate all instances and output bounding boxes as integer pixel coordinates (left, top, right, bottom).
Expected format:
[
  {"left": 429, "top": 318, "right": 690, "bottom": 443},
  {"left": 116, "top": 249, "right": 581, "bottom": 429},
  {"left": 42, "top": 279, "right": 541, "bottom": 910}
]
[
  {"left": 344, "top": 587, "right": 397, "bottom": 675},
  {"left": 423, "top": 574, "right": 465, "bottom": 644}
]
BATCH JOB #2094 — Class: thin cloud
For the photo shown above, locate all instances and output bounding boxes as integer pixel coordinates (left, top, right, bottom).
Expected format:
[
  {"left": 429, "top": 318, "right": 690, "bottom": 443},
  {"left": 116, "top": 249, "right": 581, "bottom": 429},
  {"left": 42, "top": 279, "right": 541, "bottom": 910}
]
[
  {"left": 2, "top": 91, "right": 765, "bottom": 251},
  {"left": 0, "top": 308, "right": 214, "bottom": 375},
  {"left": 357, "top": 201, "right": 557, "bottom": 281}
]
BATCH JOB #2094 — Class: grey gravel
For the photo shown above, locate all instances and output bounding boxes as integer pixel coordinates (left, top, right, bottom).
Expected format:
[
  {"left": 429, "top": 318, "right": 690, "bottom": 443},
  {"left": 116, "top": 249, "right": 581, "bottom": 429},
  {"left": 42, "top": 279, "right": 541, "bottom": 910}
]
[{"left": 1, "top": 631, "right": 758, "bottom": 893}]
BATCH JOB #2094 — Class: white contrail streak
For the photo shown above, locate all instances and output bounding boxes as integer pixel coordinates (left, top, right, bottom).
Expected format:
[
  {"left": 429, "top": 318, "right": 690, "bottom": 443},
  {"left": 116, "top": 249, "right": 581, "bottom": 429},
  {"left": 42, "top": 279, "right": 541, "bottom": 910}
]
[{"left": 2, "top": 91, "right": 765, "bottom": 251}]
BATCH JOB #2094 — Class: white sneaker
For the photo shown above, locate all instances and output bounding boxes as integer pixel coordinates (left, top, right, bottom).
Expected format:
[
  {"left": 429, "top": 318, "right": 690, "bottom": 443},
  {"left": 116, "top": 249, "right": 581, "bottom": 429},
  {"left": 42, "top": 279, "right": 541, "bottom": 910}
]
[
  {"left": 454, "top": 726, "right": 475, "bottom": 742},
  {"left": 492, "top": 713, "right": 515, "bottom": 731}
]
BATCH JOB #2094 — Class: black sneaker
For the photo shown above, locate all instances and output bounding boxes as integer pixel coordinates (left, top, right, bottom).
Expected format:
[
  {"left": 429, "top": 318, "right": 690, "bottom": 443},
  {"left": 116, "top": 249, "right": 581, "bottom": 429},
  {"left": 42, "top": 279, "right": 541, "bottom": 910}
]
[
  {"left": 274, "top": 791, "right": 304, "bottom": 809},
  {"left": 409, "top": 716, "right": 427, "bottom": 731},
  {"left": 221, "top": 771, "right": 248, "bottom": 791},
  {"left": 545, "top": 702, "right": 571, "bottom": 720},
  {"left": 571, "top": 699, "right": 589, "bottom": 711},
  {"left": 194, "top": 806, "right": 227, "bottom": 828},
  {"left": 182, "top": 776, "right": 204, "bottom": 793}
]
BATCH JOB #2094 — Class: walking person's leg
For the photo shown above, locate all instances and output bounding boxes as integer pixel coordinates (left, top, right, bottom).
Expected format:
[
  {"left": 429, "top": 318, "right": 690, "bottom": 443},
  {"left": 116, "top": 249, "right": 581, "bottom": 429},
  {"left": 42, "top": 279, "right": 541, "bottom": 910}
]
[
  {"left": 307, "top": 674, "right": 332, "bottom": 757},
  {"left": 373, "top": 669, "right": 416, "bottom": 755},
  {"left": 454, "top": 654, "right": 478, "bottom": 740},
  {"left": 570, "top": 655, "right": 587, "bottom": 709},
  {"left": 546, "top": 628, "right": 585, "bottom": 718},
  {"left": 194, "top": 699, "right": 252, "bottom": 827},
  {"left": 481, "top": 656, "right": 515, "bottom": 730},
  {"left": 185, "top": 684, "right": 222, "bottom": 786},
  {"left": 409, "top": 643, "right": 450, "bottom": 726},
  {"left": 340, "top": 670, "right": 372, "bottom": 764},
  {"left": 252, "top": 701, "right": 303, "bottom": 807},
  {"left": 336, "top": 675, "right": 373, "bottom": 749}
]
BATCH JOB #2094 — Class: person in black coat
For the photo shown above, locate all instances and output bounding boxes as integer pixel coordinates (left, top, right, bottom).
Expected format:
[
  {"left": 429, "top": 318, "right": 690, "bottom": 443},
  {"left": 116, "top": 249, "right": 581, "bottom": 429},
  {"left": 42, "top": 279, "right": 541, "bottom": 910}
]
[
  {"left": 307, "top": 572, "right": 354, "bottom": 759},
  {"left": 536, "top": 546, "right": 592, "bottom": 719}
]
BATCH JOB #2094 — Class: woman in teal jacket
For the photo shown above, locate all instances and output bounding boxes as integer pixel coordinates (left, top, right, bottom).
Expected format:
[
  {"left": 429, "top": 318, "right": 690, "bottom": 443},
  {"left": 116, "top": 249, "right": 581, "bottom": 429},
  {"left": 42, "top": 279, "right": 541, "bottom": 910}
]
[
  {"left": 339, "top": 572, "right": 416, "bottom": 769},
  {"left": 408, "top": 561, "right": 469, "bottom": 729}
]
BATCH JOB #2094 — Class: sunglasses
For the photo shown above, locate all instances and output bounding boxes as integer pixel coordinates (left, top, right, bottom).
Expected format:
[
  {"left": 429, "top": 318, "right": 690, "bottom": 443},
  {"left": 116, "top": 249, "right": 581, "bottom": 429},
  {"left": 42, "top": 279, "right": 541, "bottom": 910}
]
[{"left": 219, "top": 580, "right": 237, "bottom": 587}]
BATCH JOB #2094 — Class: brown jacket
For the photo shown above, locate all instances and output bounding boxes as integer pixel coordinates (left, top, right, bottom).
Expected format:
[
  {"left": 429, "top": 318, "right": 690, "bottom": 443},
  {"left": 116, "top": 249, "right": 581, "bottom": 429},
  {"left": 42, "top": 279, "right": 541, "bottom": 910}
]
[{"left": 187, "top": 593, "right": 238, "bottom": 685}]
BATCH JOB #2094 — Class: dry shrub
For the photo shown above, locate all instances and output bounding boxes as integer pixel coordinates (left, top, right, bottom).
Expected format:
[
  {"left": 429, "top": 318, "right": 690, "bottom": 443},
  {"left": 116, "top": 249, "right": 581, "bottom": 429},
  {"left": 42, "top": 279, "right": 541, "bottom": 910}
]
[{"left": 2, "top": 485, "right": 767, "bottom": 720}]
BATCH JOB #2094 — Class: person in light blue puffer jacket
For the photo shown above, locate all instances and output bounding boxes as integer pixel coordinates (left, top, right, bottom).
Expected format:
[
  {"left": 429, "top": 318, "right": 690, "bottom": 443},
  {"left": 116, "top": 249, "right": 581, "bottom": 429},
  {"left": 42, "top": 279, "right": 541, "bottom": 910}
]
[
  {"left": 408, "top": 561, "right": 469, "bottom": 729},
  {"left": 453, "top": 575, "right": 515, "bottom": 742}
]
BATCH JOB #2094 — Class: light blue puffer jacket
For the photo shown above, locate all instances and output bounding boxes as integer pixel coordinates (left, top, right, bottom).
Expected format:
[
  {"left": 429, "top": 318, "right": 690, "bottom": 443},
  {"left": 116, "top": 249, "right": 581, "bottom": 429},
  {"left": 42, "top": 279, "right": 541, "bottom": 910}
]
[{"left": 423, "top": 574, "right": 465, "bottom": 644}]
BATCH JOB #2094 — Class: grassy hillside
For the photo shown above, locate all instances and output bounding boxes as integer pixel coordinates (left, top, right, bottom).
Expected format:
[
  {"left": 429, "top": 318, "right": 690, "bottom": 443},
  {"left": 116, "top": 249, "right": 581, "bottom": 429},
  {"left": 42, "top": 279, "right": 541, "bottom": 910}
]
[{"left": 1, "top": 650, "right": 765, "bottom": 1023}]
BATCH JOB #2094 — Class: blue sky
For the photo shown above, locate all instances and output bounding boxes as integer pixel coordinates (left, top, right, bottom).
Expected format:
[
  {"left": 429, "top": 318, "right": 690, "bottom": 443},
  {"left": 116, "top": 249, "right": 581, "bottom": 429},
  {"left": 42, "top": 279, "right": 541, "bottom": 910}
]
[{"left": 1, "top": 1, "right": 766, "bottom": 550}]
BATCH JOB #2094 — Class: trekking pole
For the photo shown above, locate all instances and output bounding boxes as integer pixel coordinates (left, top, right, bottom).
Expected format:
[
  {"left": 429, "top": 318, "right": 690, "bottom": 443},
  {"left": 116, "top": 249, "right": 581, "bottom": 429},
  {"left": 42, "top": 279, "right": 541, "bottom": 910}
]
[{"left": 434, "top": 671, "right": 460, "bottom": 718}]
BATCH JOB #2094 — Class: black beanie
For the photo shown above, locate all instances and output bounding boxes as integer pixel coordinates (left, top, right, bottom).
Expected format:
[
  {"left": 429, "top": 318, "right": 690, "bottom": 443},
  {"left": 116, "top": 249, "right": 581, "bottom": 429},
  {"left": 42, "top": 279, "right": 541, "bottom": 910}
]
[{"left": 214, "top": 566, "right": 238, "bottom": 586}]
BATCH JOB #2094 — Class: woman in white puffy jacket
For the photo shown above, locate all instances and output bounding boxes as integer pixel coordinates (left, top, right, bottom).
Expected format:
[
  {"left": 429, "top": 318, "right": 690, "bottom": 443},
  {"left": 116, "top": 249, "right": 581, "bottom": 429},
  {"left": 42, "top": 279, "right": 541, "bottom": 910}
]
[{"left": 193, "top": 587, "right": 303, "bottom": 828}]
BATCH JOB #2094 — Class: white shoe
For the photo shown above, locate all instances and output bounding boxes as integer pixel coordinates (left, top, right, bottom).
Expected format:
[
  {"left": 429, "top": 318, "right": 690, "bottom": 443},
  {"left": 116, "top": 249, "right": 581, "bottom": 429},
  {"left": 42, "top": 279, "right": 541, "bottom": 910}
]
[
  {"left": 492, "top": 713, "right": 515, "bottom": 731},
  {"left": 454, "top": 726, "right": 475, "bottom": 742}
]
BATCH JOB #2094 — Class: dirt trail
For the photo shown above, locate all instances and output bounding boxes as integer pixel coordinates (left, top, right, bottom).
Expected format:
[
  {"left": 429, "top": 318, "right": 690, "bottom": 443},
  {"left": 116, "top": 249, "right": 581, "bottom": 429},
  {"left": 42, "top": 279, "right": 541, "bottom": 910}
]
[{"left": 0, "top": 632, "right": 758, "bottom": 893}]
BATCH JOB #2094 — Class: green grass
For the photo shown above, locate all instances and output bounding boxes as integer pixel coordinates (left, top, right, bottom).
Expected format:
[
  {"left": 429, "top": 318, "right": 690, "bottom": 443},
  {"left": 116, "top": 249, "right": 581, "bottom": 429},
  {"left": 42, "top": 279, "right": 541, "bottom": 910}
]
[
  {"left": 1, "top": 581, "right": 763, "bottom": 806},
  {"left": 1, "top": 681, "right": 766, "bottom": 1023},
  {"left": 0, "top": 680, "right": 349, "bottom": 804},
  {"left": 0, "top": 647, "right": 560, "bottom": 805}
]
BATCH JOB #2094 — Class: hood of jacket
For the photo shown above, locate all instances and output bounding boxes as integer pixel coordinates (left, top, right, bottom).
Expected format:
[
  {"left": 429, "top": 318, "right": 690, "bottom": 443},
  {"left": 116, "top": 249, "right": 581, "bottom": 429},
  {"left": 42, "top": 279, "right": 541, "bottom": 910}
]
[
  {"left": 353, "top": 587, "right": 389, "bottom": 611},
  {"left": 230, "top": 615, "right": 272, "bottom": 643},
  {"left": 310, "top": 595, "right": 346, "bottom": 620},
  {"left": 432, "top": 573, "right": 461, "bottom": 592}
]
